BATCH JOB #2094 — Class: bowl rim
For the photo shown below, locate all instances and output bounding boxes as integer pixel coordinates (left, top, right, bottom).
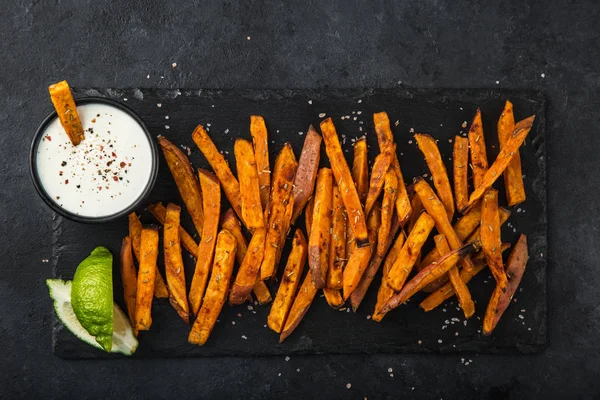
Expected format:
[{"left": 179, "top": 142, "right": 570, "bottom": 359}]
[{"left": 29, "top": 96, "right": 159, "bottom": 224}]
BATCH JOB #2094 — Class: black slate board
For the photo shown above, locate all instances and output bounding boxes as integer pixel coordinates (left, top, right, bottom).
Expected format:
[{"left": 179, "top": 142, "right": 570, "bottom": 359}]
[{"left": 52, "top": 88, "right": 547, "bottom": 359}]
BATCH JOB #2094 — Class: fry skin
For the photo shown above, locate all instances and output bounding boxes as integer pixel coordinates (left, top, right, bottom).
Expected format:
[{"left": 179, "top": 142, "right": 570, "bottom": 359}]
[
  {"left": 414, "top": 177, "right": 475, "bottom": 272},
  {"left": 189, "top": 170, "right": 221, "bottom": 316},
  {"left": 120, "top": 236, "right": 137, "bottom": 326},
  {"left": 192, "top": 124, "right": 243, "bottom": 221},
  {"left": 308, "top": 168, "right": 333, "bottom": 289},
  {"left": 250, "top": 115, "right": 271, "bottom": 210},
  {"left": 420, "top": 243, "right": 510, "bottom": 312},
  {"left": 352, "top": 137, "right": 369, "bottom": 204},
  {"left": 487, "top": 234, "right": 529, "bottom": 333},
  {"left": 364, "top": 143, "right": 396, "bottom": 218},
  {"left": 481, "top": 189, "right": 507, "bottom": 287},
  {"left": 279, "top": 269, "right": 318, "bottom": 343},
  {"left": 48, "top": 80, "right": 85, "bottom": 145},
  {"left": 453, "top": 135, "right": 470, "bottom": 212},
  {"left": 305, "top": 197, "right": 314, "bottom": 238},
  {"left": 229, "top": 228, "right": 266, "bottom": 305},
  {"left": 188, "top": 230, "right": 237, "bottom": 346},
  {"left": 267, "top": 230, "right": 308, "bottom": 332},
  {"left": 342, "top": 244, "right": 372, "bottom": 300},
  {"left": 234, "top": 139, "right": 264, "bottom": 230},
  {"left": 148, "top": 202, "right": 199, "bottom": 258},
  {"left": 462, "top": 116, "right": 535, "bottom": 212},
  {"left": 320, "top": 118, "right": 369, "bottom": 249},
  {"left": 275, "top": 191, "right": 295, "bottom": 267},
  {"left": 381, "top": 244, "right": 477, "bottom": 313},
  {"left": 350, "top": 216, "right": 401, "bottom": 312},
  {"left": 377, "top": 170, "right": 398, "bottom": 257},
  {"left": 434, "top": 234, "right": 475, "bottom": 319},
  {"left": 260, "top": 144, "right": 298, "bottom": 280},
  {"left": 386, "top": 212, "right": 435, "bottom": 291},
  {"left": 498, "top": 100, "right": 526, "bottom": 206},
  {"left": 415, "top": 133, "right": 455, "bottom": 220},
  {"left": 372, "top": 230, "right": 406, "bottom": 321},
  {"left": 468, "top": 108, "right": 489, "bottom": 189},
  {"left": 328, "top": 185, "right": 347, "bottom": 290},
  {"left": 367, "top": 201, "right": 381, "bottom": 254},
  {"left": 291, "top": 126, "right": 322, "bottom": 224},
  {"left": 158, "top": 136, "right": 204, "bottom": 234},
  {"left": 135, "top": 226, "right": 159, "bottom": 332},
  {"left": 163, "top": 204, "right": 190, "bottom": 323},
  {"left": 129, "top": 212, "right": 169, "bottom": 298},
  {"left": 373, "top": 112, "right": 411, "bottom": 225}
]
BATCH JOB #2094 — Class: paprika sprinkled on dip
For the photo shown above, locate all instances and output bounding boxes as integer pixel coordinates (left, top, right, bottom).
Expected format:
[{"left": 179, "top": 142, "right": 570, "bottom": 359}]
[{"left": 31, "top": 98, "right": 158, "bottom": 222}]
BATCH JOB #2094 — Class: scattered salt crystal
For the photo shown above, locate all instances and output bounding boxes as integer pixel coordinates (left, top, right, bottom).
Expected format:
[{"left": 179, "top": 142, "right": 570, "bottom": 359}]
[
  {"left": 319, "top": 113, "right": 326, "bottom": 118},
  {"left": 346, "top": 383, "right": 352, "bottom": 389},
  {"left": 207, "top": 123, "right": 211, "bottom": 127},
  {"left": 247, "top": 305, "right": 254, "bottom": 311},
  {"left": 395, "top": 120, "right": 400, "bottom": 126},
  {"left": 241, "top": 335, "right": 247, "bottom": 340},
  {"left": 418, "top": 340, "right": 422, "bottom": 345},
  {"left": 296, "top": 368, "right": 300, "bottom": 372},
  {"left": 278, "top": 373, "right": 281, "bottom": 377},
  {"left": 146, "top": 74, "right": 150, "bottom": 79},
  {"left": 225, "top": 129, "right": 229, "bottom": 134},
  {"left": 353, "top": 116, "right": 358, "bottom": 121},
  {"left": 165, "top": 125, "right": 170, "bottom": 129},
  {"left": 409, "top": 128, "right": 414, "bottom": 133},
  {"left": 232, "top": 321, "right": 236, "bottom": 325},
  {"left": 442, "top": 325, "right": 447, "bottom": 330},
  {"left": 298, "top": 131, "right": 304, "bottom": 136},
  {"left": 448, "top": 138, "right": 453, "bottom": 143},
  {"left": 165, "top": 116, "right": 169, "bottom": 120},
  {"left": 518, "top": 315, "right": 524, "bottom": 319},
  {"left": 438, "top": 339, "right": 443, "bottom": 343},
  {"left": 541, "top": 73, "right": 545, "bottom": 78},
  {"left": 455, "top": 332, "right": 459, "bottom": 336},
  {"left": 496, "top": 80, "right": 500, "bottom": 84},
  {"left": 423, "top": 173, "right": 428, "bottom": 178},
  {"left": 367, "top": 315, "right": 372, "bottom": 320},
  {"left": 408, "top": 140, "right": 413, "bottom": 144},
  {"left": 285, "top": 356, "right": 290, "bottom": 361},
  {"left": 388, "top": 368, "right": 393, "bottom": 373},
  {"left": 390, "top": 373, "right": 394, "bottom": 377},
  {"left": 308, "top": 100, "right": 313, "bottom": 105},
  {"left": 172, "top": 62, "right": 177, "bottom": 68},
  {"left": 357, "top": 99, "right": 362, "bottom": 103},
  {"left": 357, "top": 111, "right": 362, "bottom": 115},
  {"left": 462, "top": 121, "right": 467, "bottom": 128},
  {"left": 247, "top": 36, "right": 251, "bottom": 40},
  {"left": 463, "top": 320, "right": 467, "bottom": 326},
  {"left": 157, "top": 103, "right": 162, "bottom": 108},
  {"left": 124, "top": 98, "right": 128, "bottom": 101}
]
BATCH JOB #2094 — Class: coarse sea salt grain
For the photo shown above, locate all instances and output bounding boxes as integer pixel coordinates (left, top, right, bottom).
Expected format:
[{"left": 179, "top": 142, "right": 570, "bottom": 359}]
[
  {"left": 346, "top": 383, "right": 352, "bottom": 389},
  {"left": 319, "top": 113, "right": 326, "bottom": 118}
]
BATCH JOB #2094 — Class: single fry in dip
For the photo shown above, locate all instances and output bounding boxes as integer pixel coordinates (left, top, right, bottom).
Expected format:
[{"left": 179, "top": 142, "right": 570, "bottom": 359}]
[
  {"left": 163, "top": 204, "right": 190, "bottom": 323},
  {"left": 135, "top": 226, "right": 160, "bottom": 332},
  {"left": 158, "top": 136, "right": 204, "bottom": 234},
  {"left": 119, "top": 236, "right": 137, "bottom": 326},
  {"left": 291, "top": 126, "right": 322, "bottom": 224},
  {"left": 250, "top": 115, "right": 271, "bottom": 209},
  {"left": 188, "top": 230, "right": 237, "bottom": 346},
  {"left": 308, "top": 168, "right": 333, "bottom": 289},
  {"left": 48, "top": 80, "right": 85, "bottom": 145},
  {"left": 234, "top": 139, "right": 264, "bottom": 230},
  {"left": 189, "top": 169, "right": 221, "bottom": 316},
  {"left": 498, "top": 100, "right": 526, "bottom": 206},
  {"left": 352, "top": 137, "right": 369, "bottom": 204},
  {"left": 468, "top": 108, "right": 489, "bottom": 189},
  {"left": 268, "top": 230, "right": 308, "bottom": 333}
]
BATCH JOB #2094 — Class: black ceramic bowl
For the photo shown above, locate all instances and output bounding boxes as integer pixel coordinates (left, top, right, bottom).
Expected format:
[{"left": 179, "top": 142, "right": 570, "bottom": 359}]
[{"left": 30, "top": 97, "right": 159, "bottom": 223}]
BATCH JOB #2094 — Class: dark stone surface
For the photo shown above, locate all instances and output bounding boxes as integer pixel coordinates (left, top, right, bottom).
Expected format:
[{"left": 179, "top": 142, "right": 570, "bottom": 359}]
[
  {"left": 1, "top": 1, "right": 597, "bottom": 398},
  {"left": 54, "top": 88, "right": 546, "bottom": 359}
]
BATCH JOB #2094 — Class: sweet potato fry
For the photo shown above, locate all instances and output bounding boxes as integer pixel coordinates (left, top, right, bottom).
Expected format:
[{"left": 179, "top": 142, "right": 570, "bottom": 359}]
[
  {"left": 305, "top": 197, "right": 314, "bottom": 237},
  {"left": 192, "top": 124, "right": 243, "bottom": 221},
  {"left": 453, "top": 135, "right": 470, "bottom": 212},
  {"left": 481, "top": 189, "right": 508, "bottom": 287},
  {"left": 381, "top": 243, "right": 477, "bottom": 313},
  {"left": 120, "top": 236, "right": 137, "bottom": 326},
  {"left": 364, "top": 143, "right": 396, "bottom": 217},
  {"left": 158, "top": 136, "right": 204, "bottom": 234},
  {"left": 415, "top": 134, "right": 455, "bottom": 220},
  {"left": 291, "top": 126, "right": 322, "bottom": 224},
  {"left": 229, "top": 228, "right": 266, "bottom": 305},
  {"left": 468, "top": 108, "right": 489, "bottom": 189},
  {"left": 420, "top": 243, "right": 510, "bottom": 312},
  {"left": 372, "top": 230, "right": 406, "bottom": 321},
  {"left": 135, "top": 226, "right": 159, "bottom": 332},
  {"left": 220, "top": 208, "right": 247, "bottom": 265},
  {"left": 342, "top": 244, "right": 372, "bottom": 300},
  {"left": 234, "top": 139, "right": 264, "bottom": 230},
  {"left": 367, "top": 201, "right": 381, "bottom": 253},
  {"left": 320, "top": 118, "right": 369, "bottom": 249},
  {"left": 188, "top": 230, "right": 237, "bottom": 346},
  {"left": 486, "top": 234, "right": 529, "bottom": 334},
  {"left": 268, "top": 230, "right": 308, "bottom": 332},
  {"left": 129, "top": 212, "right": 169, "bottom": 298},
  {"left": 414, "top": 177, "right": 475, "bottom": 272},
  {"left": 163, "top": 204, "right": 190, "bottom": 323},
  {"left": 260, "top": 144, "right": 298, "bottom": 280},
  {"left": 48, "top": 80, "right": 85, "bottom": 145},
  {"left": 307, "top": 168, "right": 333, "bottom": 289},
  {"left": 352, "top": 137, "right": 369, "bottom": 204},
  {"left": 189, "top": 169, "right": 221, "bottom": 316},
  {"left": 328, "top": 185, "right": 347, "bottom": 290},
  {"left": 386, "top": 212, "right": 435, "bottom": 291},
  {"left": 373, "top": 112, "right": 412, "bottom": 225},
  {"left": 377, "top": 170, "right": 398, "bottom": 257},
  {"left": 279, "top": 268, "right": 318, "bottom": 342},
  {"left": 350, "top": 216, "right": 401, "bottom": 312},
  {"left": 323, "top": 289, "right": 344, "bottom": 308},
  {"left": 434, "top": 234, "right": 475, "bottom": 319},
  {"left": 462, "top": 116, "right": 535, "bottom": 212},
  {"left": 148, "top": 202, "right": 199, "bottom": 258},
  {"left": 253, "top": 280, "right": 272, "bottom": 305},
  {"left": 498, "top": 100, "right": 526, "bottom": 206},
  {"left": 408, "top": 191, "right": 424, "bottom": 233},
  {"left": 250, "top": 115, "right": 271, "bottom": 209},
  {"left": 275, "top": 192, "right": 295, "bottom": 266}
]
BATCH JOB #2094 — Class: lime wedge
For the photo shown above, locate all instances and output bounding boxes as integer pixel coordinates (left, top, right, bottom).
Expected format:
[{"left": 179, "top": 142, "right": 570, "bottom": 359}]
[{"left": 47, "top": 279, "right": 138, "bottom": 355}]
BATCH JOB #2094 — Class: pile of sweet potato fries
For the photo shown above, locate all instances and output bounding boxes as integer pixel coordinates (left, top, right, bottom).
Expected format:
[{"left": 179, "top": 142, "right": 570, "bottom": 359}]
[{"left": 120, "top": 104, "right": 533, "bottom": 345}]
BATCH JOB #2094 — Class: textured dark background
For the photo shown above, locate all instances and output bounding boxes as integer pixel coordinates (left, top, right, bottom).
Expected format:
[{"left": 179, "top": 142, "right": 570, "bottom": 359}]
[{"left": 1, "top": 1, "right": 597, "bottom": 399}]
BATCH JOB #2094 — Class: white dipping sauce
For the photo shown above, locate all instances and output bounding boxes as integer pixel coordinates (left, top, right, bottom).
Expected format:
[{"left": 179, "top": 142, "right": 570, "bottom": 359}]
[{"left": 36, "top": 103, "right": 153, "bottom": 218}]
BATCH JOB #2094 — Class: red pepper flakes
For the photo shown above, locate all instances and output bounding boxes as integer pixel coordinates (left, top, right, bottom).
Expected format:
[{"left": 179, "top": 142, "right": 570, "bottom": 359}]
[
  {"left": 120, "top": 161, "right": 126, "bottom": 168},
  {"left": 46, "top": 136, "right": 52, "bottom": 141},
  {"left": 65, "top": 180, "right": 69, "bottom": 185},
  {"left": 113, "top": 176, "right": 119, "bottom": 182},
  {"left": 112, "top": 152, "right": 117, "bottom": 158}
]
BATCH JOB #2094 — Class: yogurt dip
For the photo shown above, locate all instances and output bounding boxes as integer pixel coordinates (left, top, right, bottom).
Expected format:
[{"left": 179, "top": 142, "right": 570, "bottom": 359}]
[{"left": 35, "top": 102, "right": 154, "bottom": 218}]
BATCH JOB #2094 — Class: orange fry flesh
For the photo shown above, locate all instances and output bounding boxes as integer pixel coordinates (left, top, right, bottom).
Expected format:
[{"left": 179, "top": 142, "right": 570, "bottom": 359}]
[
  {"left": 377, "top": 170, "right": 398, "bottom": 257},
  {"left": 163, "top": 204, "right": 190, "bottom": 323},
  {"left": 480, "top": 189, "right": 507, "bottom": 287},
  {"left": 468, "top": 108, "right": 489, "bottom": 189},
  {"left": 372, "top": 230, "right": 406, "bottom": 321},
  {"left": 307, "top": 168, "right": 333, "bottom": 289},
  {"left": 147, "top": 202, "right": 199, "bottom": 258},
  {"left": 135, "top": 227, "right": 159, "bottom": 332},
  {"left": 250, "top": 115, "right": 271, "bottom": 210},
  {"left": 364, "top": 143, "right": 396, "bottom": 218},
  {"left": 48, "top": 80, "right": 85, "bottom": 145},
  {"left": 291, "top": 125, "right": 322, "bottom": 224},
  {"left": 234, "top": 139, "right": 264, "bottom": 230},
  {"left": 280, "top": 269, "right": 319, "bottom": 343},
  {"left": 119, "top": 236, "right": 137, "bottom": 326},
  {"left": 453, "top": 135, "right": 470, "bottom": 212},
  {"left": 229, "top": 228, "right": 266, "bottom": 305},
  {"left": 352, "top": 137, "right": 369, "bottom": 205},
  {"left": 328, "top": 185, "right": 347, "bottom": 290},
  {"left": 498, "top": 100, "right": 526, "bottom": 206}
]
